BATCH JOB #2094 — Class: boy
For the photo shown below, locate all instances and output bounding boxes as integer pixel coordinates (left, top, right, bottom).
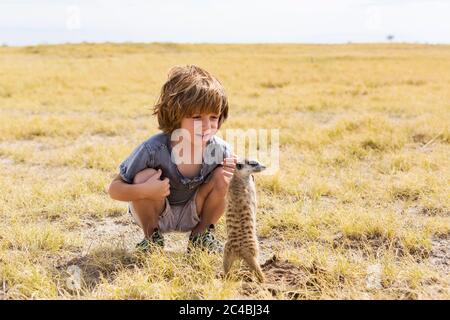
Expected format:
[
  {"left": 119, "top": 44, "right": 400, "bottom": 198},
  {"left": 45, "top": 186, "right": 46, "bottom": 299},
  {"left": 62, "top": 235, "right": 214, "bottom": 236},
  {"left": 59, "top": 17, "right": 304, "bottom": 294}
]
[{"left": 108, "top": 65, "right": 236, "bottom": 253}]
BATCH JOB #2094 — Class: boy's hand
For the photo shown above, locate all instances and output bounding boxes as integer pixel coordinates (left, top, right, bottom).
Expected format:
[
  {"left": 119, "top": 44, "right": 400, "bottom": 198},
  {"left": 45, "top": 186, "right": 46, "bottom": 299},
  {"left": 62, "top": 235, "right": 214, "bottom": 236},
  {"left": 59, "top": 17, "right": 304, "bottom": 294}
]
[
  {"left": 141, "top": 169, "right": 170, "bottom": 200},
  {"left": 221, "top": 154, "right": 238, "bottom": 184}
]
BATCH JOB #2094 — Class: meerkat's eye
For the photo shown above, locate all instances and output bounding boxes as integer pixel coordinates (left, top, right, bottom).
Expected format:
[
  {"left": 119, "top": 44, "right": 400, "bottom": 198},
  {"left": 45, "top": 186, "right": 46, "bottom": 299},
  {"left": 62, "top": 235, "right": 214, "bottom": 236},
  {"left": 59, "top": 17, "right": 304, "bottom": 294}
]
[
  {"left": 236, "top": 163, "right": 243, "bottom": 170},
  {"left": 248, "top": 160, "right": 258, "bottom": 166}
]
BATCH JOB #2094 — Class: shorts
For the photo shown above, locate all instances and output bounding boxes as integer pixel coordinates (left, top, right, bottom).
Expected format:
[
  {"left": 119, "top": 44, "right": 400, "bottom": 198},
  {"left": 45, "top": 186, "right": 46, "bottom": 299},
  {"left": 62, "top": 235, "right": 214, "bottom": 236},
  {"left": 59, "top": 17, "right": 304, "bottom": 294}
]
[{"left": 127, "top": 190, "right": 200, "bottom": 233}]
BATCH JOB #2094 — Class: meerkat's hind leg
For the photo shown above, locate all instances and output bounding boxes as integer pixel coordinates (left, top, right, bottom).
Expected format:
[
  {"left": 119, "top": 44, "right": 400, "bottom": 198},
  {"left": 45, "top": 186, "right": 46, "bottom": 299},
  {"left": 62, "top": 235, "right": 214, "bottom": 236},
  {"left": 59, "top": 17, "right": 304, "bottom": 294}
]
[{"left": 242, "top": 253, "right": 266, "bottom": 283}]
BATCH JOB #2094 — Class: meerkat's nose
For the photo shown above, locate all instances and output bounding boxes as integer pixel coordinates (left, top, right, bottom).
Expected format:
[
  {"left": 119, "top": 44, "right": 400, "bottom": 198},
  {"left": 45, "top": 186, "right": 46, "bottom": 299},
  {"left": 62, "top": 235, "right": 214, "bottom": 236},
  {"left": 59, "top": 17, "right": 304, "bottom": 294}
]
[{"left": 254, "top": 163, "right": 266, "bottom": 172}]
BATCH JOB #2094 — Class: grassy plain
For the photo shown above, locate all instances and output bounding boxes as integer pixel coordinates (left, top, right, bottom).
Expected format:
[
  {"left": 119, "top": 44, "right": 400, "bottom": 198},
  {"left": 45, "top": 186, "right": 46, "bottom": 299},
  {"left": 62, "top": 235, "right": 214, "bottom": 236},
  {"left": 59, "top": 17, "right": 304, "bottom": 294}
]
[{"left": 0, "top": 43, "right": 449, "bottom": 299}]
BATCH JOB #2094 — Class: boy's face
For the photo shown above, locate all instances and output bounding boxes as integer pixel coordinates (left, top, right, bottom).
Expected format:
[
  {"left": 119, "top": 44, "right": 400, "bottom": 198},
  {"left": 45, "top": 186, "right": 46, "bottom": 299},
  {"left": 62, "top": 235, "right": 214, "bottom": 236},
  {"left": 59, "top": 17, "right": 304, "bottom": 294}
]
[{"left": 180, "top": 112, "right": 219, "bottom": 146}]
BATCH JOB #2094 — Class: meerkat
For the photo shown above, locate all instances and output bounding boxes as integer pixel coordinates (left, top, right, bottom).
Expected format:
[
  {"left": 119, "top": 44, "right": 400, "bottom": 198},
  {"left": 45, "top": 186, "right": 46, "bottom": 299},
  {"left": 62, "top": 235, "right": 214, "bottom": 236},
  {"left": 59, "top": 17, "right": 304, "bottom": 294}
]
[{"left": 223, "top": 158, "right": 266, "bottom": 282}]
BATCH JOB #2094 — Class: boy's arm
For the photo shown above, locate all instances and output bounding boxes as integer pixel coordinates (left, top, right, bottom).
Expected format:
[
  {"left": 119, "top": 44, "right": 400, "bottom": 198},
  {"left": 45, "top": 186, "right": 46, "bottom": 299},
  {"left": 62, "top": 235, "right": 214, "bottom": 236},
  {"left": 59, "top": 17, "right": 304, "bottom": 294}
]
[
  {"left": 107, "top": 171, "right": 170, "bottom": 202},
  {"left": 107, "top": 174, "right": 148, "bottom": 202}
]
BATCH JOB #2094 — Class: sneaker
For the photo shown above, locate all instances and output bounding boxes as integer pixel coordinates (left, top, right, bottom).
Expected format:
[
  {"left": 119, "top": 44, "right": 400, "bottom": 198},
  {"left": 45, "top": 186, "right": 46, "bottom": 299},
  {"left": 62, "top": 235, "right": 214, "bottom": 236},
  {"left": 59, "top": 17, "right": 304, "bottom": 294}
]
[
  {"left": 188, "top": 224, "right": 223, "bottom": 253},
  {"left": 136, "top": 228, "right": 164, "bottom": 252}
]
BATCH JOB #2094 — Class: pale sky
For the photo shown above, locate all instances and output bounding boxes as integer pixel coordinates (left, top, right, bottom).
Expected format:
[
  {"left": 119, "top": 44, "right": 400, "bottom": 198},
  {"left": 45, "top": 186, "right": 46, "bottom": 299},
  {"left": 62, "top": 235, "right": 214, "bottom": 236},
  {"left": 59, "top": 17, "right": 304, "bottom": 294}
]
[{"left": 1, "top": 0, "right": 450, "bottom": 45}]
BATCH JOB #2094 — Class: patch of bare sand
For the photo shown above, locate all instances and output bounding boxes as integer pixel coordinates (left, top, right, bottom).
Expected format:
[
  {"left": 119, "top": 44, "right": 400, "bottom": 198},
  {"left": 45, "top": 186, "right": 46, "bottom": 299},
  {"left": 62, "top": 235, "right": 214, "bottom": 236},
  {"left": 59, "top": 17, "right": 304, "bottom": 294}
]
[
  {"left": 79, "top": 213, "right": 194, "bottom": 254},
  {"left": 77, "top": 211, "right": 279, "bottom": 260},
  {"left": 0, "top": 156, "right": 14, "bottom": 165}
]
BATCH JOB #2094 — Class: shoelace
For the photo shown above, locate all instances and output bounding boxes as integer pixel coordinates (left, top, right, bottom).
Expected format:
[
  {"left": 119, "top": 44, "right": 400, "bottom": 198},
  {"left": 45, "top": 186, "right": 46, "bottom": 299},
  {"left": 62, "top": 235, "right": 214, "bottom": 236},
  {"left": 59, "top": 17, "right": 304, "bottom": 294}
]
[
  {"left": 204, "top": 232, "right": 215, "bottom": 243},
  {"left": 203, "top": 231, "right": 221, "bottom": 249}
]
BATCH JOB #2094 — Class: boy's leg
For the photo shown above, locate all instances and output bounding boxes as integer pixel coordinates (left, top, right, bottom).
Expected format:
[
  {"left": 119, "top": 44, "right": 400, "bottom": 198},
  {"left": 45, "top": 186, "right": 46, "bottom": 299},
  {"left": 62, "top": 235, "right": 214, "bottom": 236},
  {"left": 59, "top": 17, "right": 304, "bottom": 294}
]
[
  {"left": 131, "top": 168, "right": 166, "bottom": 238},
  {"left": 191, "top": 167, "right": 230, "bottom": 235}
]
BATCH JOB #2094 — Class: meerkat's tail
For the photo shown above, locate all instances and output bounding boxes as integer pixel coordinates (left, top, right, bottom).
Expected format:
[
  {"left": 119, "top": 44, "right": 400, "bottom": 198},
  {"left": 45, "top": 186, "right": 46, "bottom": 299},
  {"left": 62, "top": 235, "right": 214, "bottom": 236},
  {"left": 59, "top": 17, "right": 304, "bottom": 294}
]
[
  {"left": 223, "top": 244, "right": 238, "bottom": 277},
  {"left": 242, "top": 253, "right": 266, "bottom": 283}
]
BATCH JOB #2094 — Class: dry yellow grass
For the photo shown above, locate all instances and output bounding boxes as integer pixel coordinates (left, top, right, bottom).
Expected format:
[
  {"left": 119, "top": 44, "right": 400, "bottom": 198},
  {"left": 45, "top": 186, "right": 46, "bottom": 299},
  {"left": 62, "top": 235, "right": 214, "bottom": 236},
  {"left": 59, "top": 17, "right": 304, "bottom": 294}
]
[{"left": 0, "top": 43, "right": 449, "bottom": 299}]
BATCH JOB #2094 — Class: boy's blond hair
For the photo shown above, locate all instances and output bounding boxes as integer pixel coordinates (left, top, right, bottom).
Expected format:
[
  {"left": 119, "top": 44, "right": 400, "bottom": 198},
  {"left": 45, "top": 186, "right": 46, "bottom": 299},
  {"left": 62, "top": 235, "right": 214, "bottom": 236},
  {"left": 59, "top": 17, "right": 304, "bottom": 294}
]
[{"left": 153, "top": 65, "right": 229, "bottom": 134}]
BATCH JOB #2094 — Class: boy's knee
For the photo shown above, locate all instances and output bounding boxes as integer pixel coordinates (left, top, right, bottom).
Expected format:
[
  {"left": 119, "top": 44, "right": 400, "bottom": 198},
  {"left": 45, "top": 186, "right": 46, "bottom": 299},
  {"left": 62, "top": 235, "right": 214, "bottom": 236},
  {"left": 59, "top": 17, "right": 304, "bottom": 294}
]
[
  {"left": 210, "top": 167, "right": 229, "bottom": 196},
  {"left": 133, "top": 168, "right": 158, "bottom": 184}
]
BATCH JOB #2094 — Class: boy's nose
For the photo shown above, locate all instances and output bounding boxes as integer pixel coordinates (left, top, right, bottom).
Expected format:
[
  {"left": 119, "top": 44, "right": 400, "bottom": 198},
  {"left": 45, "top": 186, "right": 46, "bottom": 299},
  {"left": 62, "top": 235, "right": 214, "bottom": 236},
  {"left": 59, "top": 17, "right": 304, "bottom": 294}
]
[{"left": 203, "top": 118, "right": 211, "bottom": 129}]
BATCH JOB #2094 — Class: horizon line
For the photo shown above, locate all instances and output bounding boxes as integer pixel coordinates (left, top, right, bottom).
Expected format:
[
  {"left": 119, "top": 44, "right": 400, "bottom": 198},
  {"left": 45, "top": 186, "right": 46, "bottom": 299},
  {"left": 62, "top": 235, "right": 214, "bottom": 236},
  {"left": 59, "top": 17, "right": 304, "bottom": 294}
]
[{"left": 3, "top": 40, "right": 450, "bottom": 48}]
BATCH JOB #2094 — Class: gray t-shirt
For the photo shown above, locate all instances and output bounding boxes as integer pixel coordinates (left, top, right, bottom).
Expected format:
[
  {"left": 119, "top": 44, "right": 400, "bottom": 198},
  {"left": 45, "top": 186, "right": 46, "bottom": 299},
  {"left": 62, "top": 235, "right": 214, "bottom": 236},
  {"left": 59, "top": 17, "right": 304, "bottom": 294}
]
[{"left": 119, "top": 132, "right": 232, "bottom": 206}]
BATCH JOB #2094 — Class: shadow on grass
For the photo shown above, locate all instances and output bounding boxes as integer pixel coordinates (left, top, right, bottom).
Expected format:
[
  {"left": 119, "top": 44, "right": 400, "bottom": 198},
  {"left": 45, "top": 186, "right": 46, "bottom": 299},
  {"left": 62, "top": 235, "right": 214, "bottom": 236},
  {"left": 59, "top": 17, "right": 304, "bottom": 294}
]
[{"left": 56, "top": 246, "right": 142, "bottom": 292}]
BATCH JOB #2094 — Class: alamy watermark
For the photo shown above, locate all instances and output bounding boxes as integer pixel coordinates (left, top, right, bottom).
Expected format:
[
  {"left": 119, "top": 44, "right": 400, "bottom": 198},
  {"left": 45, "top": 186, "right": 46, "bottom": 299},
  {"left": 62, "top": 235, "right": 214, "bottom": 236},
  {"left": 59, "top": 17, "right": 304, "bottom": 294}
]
[
  {"left": 170, "top": 125, "right": 280, "bottom": 175},
  {"left": 364, "top": 5, "right": 383, "bottom": 31},
  {"left": 66, "top": 5, "right": 81, "bottom": 30}
]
